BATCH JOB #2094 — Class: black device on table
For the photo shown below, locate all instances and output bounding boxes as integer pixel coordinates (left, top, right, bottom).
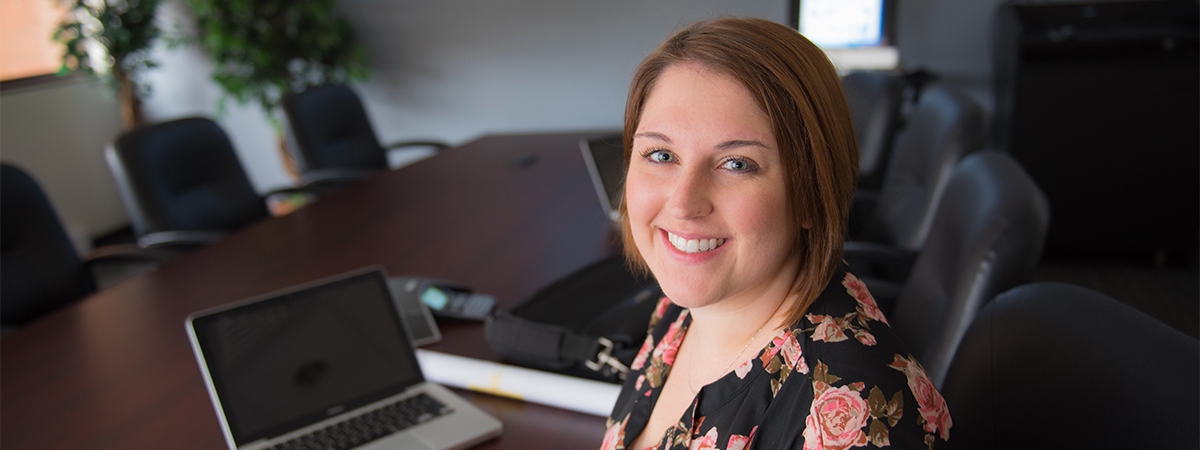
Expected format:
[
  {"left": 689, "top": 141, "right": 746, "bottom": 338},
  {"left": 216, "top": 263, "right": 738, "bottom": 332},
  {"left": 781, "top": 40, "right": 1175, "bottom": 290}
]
[{"left": 390, "top": 278, "right": 495, "bottom": 321}]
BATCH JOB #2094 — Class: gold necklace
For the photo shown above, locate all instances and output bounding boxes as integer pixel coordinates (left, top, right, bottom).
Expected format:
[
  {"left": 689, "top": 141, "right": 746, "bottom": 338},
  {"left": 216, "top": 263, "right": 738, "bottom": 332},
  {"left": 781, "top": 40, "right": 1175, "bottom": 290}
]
[
  {"left": 687, "top": 314, "right": 773, "bottom": 394},
  {"left": 686, "top": 292, "right": 796, "bottom": 393}
]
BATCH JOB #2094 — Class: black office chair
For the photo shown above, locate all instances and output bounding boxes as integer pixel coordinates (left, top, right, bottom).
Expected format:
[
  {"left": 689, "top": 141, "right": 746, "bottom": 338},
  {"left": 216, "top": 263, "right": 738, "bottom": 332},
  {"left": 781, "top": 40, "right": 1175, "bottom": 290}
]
[
  {"left": 845, "top": 86, "right": 989, "bottom": 281},
  {"left": 880, "top": 151, "right": 1049, "bottom": 387},
  {"left": 842, "top": 70, "right": 905, "bottom": 191},
  {"left": 941, "top": 282, "right": 1200, "bottom": 449},
  {"left": 1, "top": 163, "right": 97, "bottom": 331},
  {"left": 106, "top": 117, "right": 273, "bottom": 249},
  {"left": 282, "top": 84, "right": 449, "bottom": 186}
]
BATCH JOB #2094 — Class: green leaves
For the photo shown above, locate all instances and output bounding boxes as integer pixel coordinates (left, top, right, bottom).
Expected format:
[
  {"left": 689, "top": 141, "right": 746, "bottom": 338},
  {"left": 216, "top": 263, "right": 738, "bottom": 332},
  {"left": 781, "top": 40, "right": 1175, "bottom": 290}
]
[
  {"left": 54, "top": 0, "right": 163, "bottom": 94},
  {"left": 866, "top": 386, "right": 904, "bottom": 447},
  {"left": 812, "top": 360, "right": 841, "bottom": 386},
  {"left": 867, "top": 386, "right": 903, "bottom": 427},
  {"left": 186, "top": 0, "right": 370, "bottom": 118}
]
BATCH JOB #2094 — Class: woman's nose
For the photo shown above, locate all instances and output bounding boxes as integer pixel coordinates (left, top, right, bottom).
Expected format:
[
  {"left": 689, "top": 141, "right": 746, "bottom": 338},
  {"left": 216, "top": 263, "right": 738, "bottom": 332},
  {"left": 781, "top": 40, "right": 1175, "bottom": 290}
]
[{"left": 664, "top": 167, "right": 713, "bottom": 219}]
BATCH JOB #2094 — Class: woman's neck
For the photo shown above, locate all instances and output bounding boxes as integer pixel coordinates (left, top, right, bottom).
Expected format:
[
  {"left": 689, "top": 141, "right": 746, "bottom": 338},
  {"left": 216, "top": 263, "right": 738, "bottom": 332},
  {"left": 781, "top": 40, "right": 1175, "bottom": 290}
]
[{"left": 684, "top": 261, "right": 802, "bottom": 349}]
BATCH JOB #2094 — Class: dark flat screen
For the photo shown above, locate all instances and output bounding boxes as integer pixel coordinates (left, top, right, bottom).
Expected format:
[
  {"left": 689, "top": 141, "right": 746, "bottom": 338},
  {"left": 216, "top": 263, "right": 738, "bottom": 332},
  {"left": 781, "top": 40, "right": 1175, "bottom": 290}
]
[
  {"left": 586, "top": 135, "right": 625, "bottom": 214},
  {"left": 191, "top": 269, "right": 422, "bottom": 445}
]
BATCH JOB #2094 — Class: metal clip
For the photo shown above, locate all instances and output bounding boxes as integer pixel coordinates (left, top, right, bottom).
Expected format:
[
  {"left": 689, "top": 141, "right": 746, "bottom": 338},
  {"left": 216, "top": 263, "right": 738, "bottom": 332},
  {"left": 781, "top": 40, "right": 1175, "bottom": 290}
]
[{"left": 584, "top": 337, "right": 630, "bottom": 380}]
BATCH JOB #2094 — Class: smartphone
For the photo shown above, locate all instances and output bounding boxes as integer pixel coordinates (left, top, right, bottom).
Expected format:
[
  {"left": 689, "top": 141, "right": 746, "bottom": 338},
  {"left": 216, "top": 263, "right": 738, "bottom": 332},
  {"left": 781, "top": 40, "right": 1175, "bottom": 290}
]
[{"left": 418, "top": 281, "right": 496, "bottom": 321}]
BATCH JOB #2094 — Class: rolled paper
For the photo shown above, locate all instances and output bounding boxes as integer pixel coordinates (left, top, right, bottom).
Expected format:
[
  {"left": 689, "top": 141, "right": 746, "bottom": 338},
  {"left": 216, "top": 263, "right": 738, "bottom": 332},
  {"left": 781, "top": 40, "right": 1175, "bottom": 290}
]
[{"left": 415, "top": 349, "right": 621, "bottom": 417}]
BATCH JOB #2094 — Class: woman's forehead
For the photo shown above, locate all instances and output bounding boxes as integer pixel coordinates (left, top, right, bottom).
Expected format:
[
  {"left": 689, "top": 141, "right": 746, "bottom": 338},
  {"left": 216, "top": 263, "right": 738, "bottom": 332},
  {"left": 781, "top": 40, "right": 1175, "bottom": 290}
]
[{"left": 634, "top": 63, "right": 775, "bottom": 149}]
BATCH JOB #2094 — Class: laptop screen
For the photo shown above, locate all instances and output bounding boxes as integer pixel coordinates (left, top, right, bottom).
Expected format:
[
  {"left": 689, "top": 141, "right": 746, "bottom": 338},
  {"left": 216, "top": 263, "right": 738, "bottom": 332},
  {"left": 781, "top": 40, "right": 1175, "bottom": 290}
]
[
  {"left": 580, "top": 134, "right": 625, "bottom": 222},
  {"left": 190, "top": 269, "right": 423, "bottom": 445}
]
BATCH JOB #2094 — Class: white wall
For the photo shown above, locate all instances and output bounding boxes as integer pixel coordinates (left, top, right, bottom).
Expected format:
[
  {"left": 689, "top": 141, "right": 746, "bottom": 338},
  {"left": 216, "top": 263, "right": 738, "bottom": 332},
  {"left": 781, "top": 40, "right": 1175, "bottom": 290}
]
[
  {"left": 0, "top": 79, "right": 127, "bottom": 250},
  {"left": 894, "top": 0, "right": 1006, "bottom": 111},
  {"left": 143, "top": 0, "right": 786, "bottom": 194},
  {"left": 7, "top": 0, "right": 1018, "bottom": 242},
  {"left": 344, "top": 0, "right": 785, "bottom": 145}
]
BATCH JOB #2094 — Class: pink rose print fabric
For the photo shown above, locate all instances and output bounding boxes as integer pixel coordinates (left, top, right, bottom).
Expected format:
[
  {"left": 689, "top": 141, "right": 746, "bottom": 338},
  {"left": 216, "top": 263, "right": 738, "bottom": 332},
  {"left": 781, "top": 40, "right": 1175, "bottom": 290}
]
[
  {"left": 889, "top": 355, "right": 952, "bottom": 443},
  {"left": 601, "top": 268, "right": 951, "bottom": 450}
]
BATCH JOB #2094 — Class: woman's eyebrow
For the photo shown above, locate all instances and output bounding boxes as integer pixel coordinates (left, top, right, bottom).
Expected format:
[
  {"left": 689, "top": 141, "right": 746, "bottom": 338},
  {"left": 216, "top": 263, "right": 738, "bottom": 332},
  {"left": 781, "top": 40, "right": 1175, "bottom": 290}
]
[
  {"left": 632, "top": 132, "right": 672, "bottom": 143},
  {"left": 715, "top": 139, "right": 769, "bottom": 150},
  {"left": 633, "top": 133, "right": 768, "bottom": 151}
]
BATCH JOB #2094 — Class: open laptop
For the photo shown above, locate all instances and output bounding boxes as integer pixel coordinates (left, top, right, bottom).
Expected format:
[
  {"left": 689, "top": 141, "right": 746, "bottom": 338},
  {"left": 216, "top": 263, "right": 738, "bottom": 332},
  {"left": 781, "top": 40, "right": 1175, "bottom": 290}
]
[
  {"left": 186, "top": 267, "right": 502, "bottom": 450},
  {"left": 579, "top": 134, "right": 625, "bottom": 223}
]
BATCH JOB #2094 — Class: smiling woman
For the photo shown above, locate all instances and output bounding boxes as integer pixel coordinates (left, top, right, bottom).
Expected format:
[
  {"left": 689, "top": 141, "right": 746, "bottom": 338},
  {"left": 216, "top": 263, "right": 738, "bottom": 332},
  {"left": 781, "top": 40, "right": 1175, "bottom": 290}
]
[{"left": 602, "top": 17, "right": 952, "bottom": 450}]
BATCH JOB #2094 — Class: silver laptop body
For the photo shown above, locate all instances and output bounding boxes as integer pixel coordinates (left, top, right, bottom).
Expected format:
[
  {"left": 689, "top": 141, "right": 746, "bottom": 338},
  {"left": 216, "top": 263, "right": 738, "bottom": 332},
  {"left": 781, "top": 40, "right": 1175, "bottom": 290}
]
[
  {"left": 579, "top": 134, "right": 625, "bottom": 223},
  {"left": 186, "top": 267, "right": 502, "bottom": 450}
]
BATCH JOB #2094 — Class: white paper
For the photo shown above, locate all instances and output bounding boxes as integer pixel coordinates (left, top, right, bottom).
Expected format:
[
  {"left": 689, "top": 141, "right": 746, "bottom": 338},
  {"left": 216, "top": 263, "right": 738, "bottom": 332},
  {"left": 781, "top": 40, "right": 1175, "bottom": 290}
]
[{"left": 415, "top": 349, "right": 621, "bottom": 417}]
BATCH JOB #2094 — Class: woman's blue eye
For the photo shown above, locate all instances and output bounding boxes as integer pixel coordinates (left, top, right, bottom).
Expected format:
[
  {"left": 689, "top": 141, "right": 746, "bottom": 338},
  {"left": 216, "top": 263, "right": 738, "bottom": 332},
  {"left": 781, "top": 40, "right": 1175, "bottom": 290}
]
[
  {"left": 722, "top": 158, "right": 756, "bottom": 172},
  {"left": 649, "top": 150, "right": 674, "bottom": 163}
]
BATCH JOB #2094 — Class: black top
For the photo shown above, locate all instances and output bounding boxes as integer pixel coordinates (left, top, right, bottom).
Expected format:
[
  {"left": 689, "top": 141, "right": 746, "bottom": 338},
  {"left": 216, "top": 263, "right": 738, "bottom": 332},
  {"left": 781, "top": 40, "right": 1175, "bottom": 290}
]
[{"left": 601, "top": 268, "right": 953, "bottom": 450}]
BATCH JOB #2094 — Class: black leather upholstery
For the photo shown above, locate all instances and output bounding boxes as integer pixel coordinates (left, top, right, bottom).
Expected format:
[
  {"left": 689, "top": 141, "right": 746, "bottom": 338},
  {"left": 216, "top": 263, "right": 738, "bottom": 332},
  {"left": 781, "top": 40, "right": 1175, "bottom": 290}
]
[
  {"left": 857, "top": 86, "right": 988, "bottom": 251},
  {"left": 842, "top": 70, "right": 904, "bottom": 190},
  {"left": 283, "top": 84, "right": 389, "bottom": 173},
  {"left": 1, "top": 163, "right": 96, "bottom": 327},
  {"left": 106, "top": 118, "right": 268, "bottom": 248},
  {"left": 888, "top": 151, "right": 1049, "bottom": 387},
  {"left": 941, "top": 282, "right": 1200, "bottom": 449},
  {"left": 282, "top": 84, "right": 449, "bottom": 186}
]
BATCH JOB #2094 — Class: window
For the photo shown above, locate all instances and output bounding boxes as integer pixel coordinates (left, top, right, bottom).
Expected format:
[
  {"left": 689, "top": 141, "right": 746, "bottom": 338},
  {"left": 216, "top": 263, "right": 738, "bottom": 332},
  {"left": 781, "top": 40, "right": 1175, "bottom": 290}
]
[{"left": 1, "top": 0, "right": 69, "bottom": 81}]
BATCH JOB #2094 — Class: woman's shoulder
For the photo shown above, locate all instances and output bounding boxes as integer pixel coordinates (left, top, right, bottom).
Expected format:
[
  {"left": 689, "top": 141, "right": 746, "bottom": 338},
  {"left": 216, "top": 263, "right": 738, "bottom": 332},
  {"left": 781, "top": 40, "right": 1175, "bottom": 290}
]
[
  {"left": 779, "top": 270, "right": 953, "bottom": 449},
  {"left": 798, "top": 270, "right": 897, "bottom": 352}
]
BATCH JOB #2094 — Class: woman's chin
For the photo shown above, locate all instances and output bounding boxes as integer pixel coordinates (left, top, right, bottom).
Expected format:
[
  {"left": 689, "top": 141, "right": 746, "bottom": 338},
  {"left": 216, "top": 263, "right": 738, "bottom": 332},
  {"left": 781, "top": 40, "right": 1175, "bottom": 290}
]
[{"left": 658, "top": 283, "right": 720, "bottom": 310}]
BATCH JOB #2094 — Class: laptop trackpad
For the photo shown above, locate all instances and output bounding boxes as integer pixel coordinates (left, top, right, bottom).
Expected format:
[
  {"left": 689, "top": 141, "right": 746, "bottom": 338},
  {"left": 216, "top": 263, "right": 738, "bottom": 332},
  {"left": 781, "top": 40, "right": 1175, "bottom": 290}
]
[{"left": 356, "top": 431, "right": 435, "bottom": 450}]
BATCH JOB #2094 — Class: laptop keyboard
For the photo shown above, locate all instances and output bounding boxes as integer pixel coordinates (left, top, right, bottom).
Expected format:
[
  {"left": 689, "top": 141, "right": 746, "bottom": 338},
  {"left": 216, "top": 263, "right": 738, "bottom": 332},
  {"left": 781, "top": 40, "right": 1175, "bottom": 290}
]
[{"left": 268, "top": 393, "right": 451, "bottom": 450}]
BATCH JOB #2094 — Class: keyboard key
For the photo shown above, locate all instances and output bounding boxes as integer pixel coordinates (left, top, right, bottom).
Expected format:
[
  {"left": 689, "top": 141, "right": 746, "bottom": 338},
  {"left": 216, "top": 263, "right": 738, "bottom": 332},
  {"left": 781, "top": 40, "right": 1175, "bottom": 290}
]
[{"left": 268, "top": 394, "right": 450, "bottom": 450}]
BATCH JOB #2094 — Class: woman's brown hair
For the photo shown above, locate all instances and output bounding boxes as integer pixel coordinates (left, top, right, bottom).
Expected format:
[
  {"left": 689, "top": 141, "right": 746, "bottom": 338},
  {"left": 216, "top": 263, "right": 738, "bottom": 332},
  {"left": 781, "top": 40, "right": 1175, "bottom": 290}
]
[{"left": 619, "top": 17, "right": 859, "bottom": 325}]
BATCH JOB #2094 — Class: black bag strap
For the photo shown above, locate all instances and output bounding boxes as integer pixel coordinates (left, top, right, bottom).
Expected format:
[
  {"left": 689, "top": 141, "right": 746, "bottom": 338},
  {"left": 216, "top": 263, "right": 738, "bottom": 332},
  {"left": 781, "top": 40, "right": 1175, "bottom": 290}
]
[
  {"left": 484, "top": 254, "right": 659, "bottom": 382},
  {"left": 485, "top": 310, "right": 631, "bottom": 380}
]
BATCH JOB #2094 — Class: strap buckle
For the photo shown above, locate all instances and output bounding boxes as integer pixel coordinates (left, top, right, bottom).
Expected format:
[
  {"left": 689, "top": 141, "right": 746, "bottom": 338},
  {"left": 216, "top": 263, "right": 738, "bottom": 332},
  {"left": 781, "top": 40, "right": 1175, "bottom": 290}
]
[{"left": 584, "top": 337, "right": 630, "bottom": 380}]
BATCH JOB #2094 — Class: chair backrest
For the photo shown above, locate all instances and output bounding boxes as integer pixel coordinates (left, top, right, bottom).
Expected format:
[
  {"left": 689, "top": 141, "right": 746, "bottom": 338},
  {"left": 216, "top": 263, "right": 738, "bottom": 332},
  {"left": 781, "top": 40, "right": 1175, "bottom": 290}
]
[
  {"left": 105, "top": 118, "right": 267, "bottom": 239},
  {"left": 941, "top": 282, "right": 1200, "bottom": 449},
  {"left": 842, "top": 70, "right": 905, "bottom": 188},
  {"left": 861, "top": 86, "right": 988, "bottom": 251},
  {"left": 282, "top": 84, "right": 388, "bottom": 174},
  {"left": 890, "top": 151, "right": 1049, "bottom": 386},
  {"left": 1, "top": 163, "right": 96, "bottom": 327}
]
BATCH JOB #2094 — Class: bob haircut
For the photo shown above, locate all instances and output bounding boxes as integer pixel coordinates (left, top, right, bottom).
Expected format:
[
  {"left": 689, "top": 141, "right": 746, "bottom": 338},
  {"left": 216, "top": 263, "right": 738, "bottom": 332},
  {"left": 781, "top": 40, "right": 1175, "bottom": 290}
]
[{"left": 620, "top": 17, "right": 859, "bottom": 325}]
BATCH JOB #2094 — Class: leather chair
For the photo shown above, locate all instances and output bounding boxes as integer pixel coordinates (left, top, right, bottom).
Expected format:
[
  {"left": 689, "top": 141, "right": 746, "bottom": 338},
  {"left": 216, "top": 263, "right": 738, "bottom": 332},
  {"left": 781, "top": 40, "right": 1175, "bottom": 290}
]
[
  {"left": 281, "top": 84, "right": 449, "bottom": 186},
  {"left": 941, "top": 282, "right": 1199, "bottom": 449},
  {"left": 842, "top": 70, "right": 905, "bottom": 191},
  {"left": 845, "top": 86, "right": 989, "bottom": 281},
  {"left": 1, "top": 163, "right": 96, "bottom": 330},
  {"left": 884, "top": 151, "right": 1050, "bottom": 387},
  {"left": 106, "top": 118, "right": 270, "bottom": 248}
]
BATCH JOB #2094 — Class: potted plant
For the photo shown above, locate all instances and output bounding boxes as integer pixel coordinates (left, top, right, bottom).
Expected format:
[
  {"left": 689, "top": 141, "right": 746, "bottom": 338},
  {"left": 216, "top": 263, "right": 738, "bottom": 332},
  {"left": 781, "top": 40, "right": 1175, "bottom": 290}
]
[
  {"left": 55, "top": 0, "right": 164, "bottom": 130},
  {"left": 185, "top": 0, "right": 369, "bottom": 179}
]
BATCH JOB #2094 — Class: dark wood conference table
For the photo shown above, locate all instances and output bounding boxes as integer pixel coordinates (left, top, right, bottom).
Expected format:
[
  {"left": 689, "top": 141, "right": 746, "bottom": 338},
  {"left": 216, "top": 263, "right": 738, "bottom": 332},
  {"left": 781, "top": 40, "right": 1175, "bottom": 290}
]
[{"left": 0, "top": 132, "right": 622, "bottom": 449}]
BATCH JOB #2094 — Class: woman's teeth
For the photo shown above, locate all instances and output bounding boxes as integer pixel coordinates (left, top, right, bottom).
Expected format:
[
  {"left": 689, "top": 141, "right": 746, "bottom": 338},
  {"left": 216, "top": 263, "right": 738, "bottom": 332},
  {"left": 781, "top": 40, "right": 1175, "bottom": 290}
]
[{"left": 667, "top": 232, "right": 726, "bottom": 254}]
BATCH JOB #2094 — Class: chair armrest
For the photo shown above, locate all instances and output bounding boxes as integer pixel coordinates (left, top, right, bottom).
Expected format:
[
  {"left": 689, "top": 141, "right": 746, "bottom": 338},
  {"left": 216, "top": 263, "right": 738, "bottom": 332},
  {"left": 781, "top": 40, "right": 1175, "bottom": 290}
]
[
  {"left": 298, "top": 168, "right": 376, "bottom": 187},
  {"left": 81, "top": 243, "right": 183, "bottom": 264},
  {"left": 384, "top": 140, "right": 451, "bottom": 151},
  {"left": 137, "top": 230, "right": 224, "bottom": 249},
  {"left": 263, "top": 171, "right": 375, "bottom": 217},
  {"left": 384, "top": 142, "right": 447, "bottom": 169},
  {"left": 843, "top": 241, "right": 918, "bottom": 284}
]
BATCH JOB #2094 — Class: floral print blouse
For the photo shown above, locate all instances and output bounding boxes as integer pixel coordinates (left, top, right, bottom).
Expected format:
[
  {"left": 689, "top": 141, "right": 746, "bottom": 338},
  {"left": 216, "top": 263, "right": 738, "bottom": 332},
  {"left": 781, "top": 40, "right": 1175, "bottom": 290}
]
[{"left": 600, "top": 268, "right": 952, "bottom": 450}]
